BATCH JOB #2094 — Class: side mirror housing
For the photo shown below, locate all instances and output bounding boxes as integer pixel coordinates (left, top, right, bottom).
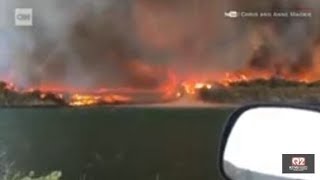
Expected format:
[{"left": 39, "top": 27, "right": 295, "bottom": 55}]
[{"left": 219, "top": 104, "right": 320, "bottom": 180}]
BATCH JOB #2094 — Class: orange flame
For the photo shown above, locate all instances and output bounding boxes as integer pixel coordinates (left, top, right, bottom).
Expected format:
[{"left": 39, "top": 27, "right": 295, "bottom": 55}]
[
  {"left": 69, "top": 94, "right": 132, "bottom": 106},
  {"left": 0, "top": 64, "right": 318, "bottom": 106}
]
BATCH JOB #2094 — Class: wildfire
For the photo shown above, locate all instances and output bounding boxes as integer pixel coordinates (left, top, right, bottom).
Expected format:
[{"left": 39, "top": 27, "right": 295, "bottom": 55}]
[
  {"left": 194, "top": 83, "right": 212, "bottom": 90},
  {"left": 69, "top": 94, "right": 132, "bottom": 106},
  {"left": 181, "top": 81, "right": 213, "bottom": 95},
  {"left": 0, "top": 66, "right": 317, "bottom": 107},
  {"left": 177, "top": 67, "right": 318, "bottom": 97},
  {"left": 218, "top": 69, "right": 314, "bottom": 86},
  {"left": 69, "top": 94, "right": 100, "bottom": 106}
]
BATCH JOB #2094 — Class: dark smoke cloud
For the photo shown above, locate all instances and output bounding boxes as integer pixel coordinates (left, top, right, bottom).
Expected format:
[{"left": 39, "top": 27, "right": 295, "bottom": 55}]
[
  {"left": 244, "top": 0, "right": 319, "bottom": 76},
  {"left": 0, "top": 0, "right": 319, "bottom": 90}
]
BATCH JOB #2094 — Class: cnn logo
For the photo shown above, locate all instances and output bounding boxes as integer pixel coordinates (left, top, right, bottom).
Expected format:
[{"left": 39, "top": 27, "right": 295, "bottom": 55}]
[
  {"left": 15, "top": 8, "right": 33, "bottom": 26},
  {"left": 292, "top": 157, "right": 306, "bottom": 166}
]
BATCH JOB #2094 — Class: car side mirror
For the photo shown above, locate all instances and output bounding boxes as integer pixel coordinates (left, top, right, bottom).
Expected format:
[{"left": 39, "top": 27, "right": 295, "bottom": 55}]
[{"left": 219, "top": 104, "right": 320, "bottom": 180}]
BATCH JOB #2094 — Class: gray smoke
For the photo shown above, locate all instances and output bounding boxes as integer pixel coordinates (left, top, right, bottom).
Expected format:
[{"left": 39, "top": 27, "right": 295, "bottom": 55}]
[
  {"left": 244, "top": 0, "right": 320, "bottom": 75},
  {"left": 0, "top": 0, "right": 319, "bottom": 90}
]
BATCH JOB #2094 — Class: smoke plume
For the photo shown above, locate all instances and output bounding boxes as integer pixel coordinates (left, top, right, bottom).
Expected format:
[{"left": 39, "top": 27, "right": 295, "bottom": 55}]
[{"left": 0, "top": 0, "right": 319, "bottom": 90}]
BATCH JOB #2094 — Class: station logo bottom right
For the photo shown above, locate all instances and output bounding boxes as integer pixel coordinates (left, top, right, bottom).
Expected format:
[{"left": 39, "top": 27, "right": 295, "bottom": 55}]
[{"left": 282, "top": 154, "right": 315, "bottom": 173}]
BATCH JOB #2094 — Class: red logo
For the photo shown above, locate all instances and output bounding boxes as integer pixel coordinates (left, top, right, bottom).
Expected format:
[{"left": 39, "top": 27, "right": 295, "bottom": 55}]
[{"left": 292, "top": 157, "right": 306, "bottom": 166}]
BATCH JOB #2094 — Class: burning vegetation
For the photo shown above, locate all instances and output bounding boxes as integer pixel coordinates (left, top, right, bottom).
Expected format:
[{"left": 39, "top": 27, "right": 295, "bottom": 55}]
[
  {"left": 2, "top": 67, "right": 320, "bottom": 107},
  {"left": 1, "top": 0, "right": 320, "bottom": 106},
  {"left": 0, "top": 83, "right": 132, "bottom": 107},
  {"left": 0, "top": 75, "right": 181, "bottom": 107},
  {"left": 197, "top": 77, "right": 320, "bottom": 105}
]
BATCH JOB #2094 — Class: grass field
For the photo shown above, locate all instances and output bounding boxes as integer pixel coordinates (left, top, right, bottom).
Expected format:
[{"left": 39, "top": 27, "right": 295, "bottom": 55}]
[{"left": 0, "top": 107, "right": 233, "bottom": 180}]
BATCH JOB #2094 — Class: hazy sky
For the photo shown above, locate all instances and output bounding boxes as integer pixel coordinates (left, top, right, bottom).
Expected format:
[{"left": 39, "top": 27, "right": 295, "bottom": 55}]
[{"left": 0, "top": 0, "right": 319, "bottom": 89}]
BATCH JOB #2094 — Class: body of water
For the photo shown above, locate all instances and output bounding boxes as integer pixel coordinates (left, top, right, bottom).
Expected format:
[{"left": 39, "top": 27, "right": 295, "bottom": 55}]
[{"left": 0, "top": 107, "right": 233, "bottom": 180}]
